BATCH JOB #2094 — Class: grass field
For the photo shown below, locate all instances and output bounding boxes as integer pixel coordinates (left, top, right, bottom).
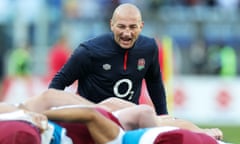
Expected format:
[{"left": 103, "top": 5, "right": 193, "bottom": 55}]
[{"left": 200, "top": 125, "right": 240, "bottom": 144}]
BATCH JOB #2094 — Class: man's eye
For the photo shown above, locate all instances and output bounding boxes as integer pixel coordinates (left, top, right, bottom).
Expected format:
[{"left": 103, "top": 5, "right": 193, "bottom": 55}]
[
  {"left": 118, "top": 25, "right": 125, "bottom": 29},
  {"left": 130, "top": 26, "right": 137, "bottom": 29}
]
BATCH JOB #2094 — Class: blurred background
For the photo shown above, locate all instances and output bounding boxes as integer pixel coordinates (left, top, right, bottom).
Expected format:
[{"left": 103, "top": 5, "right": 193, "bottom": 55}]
[{"left": 0, "top": 0, "right": 239, "bottom": 143}]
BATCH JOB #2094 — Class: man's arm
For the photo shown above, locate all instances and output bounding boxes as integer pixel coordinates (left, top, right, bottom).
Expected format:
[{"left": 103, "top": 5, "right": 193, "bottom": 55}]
[
  {"left": 146, "top": 80, "right": 168, "bottom": 115},
  {"left": 43, "top": 107, "right": 120, "bottom": 144},
  {"left": 49, "top": 46, "right": 91, "bottom": 90},
  {"left": 145, "top": 42, "right": 168, "bottom": 115}
]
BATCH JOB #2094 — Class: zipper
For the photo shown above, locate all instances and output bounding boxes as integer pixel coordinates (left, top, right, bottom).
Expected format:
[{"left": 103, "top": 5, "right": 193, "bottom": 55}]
[{"left": 123, "top": 50, "right": 129, "bottom": 70}]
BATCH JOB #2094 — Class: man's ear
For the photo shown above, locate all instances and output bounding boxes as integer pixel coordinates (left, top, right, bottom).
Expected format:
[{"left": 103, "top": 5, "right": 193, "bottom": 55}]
[
  {"left": 110, "top": 19, "right": 114, "bottom": 31},
  {"left": 140, "top": 21, "right": 144, "bottom": 29}
]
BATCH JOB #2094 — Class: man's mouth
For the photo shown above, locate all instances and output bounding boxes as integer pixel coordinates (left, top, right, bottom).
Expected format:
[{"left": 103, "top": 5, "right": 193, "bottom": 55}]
[
  {"left": 121, "top": 37, "right": 132, "bottom": 41},
  {"left": 120, "top": 37, "right": 132, "bottom": 44}
]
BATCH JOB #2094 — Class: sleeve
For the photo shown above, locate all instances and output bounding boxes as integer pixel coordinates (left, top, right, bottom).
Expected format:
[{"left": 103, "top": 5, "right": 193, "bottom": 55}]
[
  {"left": 144, "top": 41, "right": 168, "bottom": 115},
  {"left": 49, "top": 45, "right": 92, "bottom": 90}
]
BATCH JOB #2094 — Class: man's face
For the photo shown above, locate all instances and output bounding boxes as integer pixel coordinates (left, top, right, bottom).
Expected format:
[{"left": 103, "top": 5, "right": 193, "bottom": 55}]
[{"left": 110, "top": 14, "right": 143, "bottom": 49}]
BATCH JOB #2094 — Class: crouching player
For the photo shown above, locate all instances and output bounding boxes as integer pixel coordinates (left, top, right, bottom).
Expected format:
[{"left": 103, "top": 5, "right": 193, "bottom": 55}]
[{"left": 44, "top": 106, "right": 225, "bottom": 144}]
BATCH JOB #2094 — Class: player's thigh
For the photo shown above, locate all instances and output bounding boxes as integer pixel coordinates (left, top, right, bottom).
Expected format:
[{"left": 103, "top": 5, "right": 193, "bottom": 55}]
[{"left": 98, "top": 97, "right": 136, "bottom": 112}]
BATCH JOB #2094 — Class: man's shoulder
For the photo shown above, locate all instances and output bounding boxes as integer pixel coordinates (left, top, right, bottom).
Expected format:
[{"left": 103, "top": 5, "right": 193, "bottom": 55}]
[
  {"left": 136, "top": 35, "right": 157, "bottom": 50},
  {"left": 139, "top": 34, "right": 154, "bottom": 40},
  {"left": 78, "top": 33, "right": 116, "bottom": 57},
  {"left": 86, "top": 33, "right": 113, "bottom": 45},
  {"left": 79, "top": 33, "right": 113, "bottom": 50}
]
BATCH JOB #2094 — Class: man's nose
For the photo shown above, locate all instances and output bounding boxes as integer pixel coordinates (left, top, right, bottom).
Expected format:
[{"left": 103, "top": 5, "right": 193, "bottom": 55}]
[{"left": 123, "top": 29, "right": 131, "bottom": 36}]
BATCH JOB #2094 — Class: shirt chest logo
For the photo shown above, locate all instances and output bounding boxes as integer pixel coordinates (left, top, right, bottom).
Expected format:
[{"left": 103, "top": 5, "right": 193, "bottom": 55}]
[
  {"left": 137, "top": 58, "right": 145, "bottom": 71},
  {"left": 102, "top": 64, "right": 111, "bottom": 71}
]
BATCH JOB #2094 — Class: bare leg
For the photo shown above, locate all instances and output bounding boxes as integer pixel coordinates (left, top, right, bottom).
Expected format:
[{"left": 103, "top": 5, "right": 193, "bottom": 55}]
[
  {"left": 22, "top": 89, "right": 96, "bottom": 113},
  {"left": 0, "top": 103, "right": 48, "bottom": 132},
  {"left": 156, "top": 116, "right": 223, "bottom": 140},
  {"left": 114, "top": 104, "right": 157, "bottom": 130},
  {"left": 109, "top": 102, "right": 223, "bottom": 140},
  {"left": 43, "top": 107, "right": 120, "bottom": 144},
  {"left": 23, "top": 90, "right": 138, "bottom": 113},
  {"left": 99, "top": 98, "right": 223, "bottom": 140},
  {"left": 0, "top": 103, "right": 19, "bottom": 113},
  {"left": 98, "top": 97, "right": 137, "bottom": 112}
]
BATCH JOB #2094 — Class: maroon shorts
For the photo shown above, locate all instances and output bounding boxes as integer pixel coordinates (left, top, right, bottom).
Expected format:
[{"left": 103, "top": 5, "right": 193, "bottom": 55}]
[
  {"left": 0, "top": 120, "right": 41, "bottom": 144},
  {"left": 154, "top": 129, "right": 217, "bottom": 144},
  {"left": 56, "top": 107, "right": 122, "bottom": 144}
]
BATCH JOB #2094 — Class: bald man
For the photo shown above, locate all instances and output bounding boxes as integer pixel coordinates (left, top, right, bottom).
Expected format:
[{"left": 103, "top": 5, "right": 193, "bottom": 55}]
[{"left": 49, "top": 3, "right": 168, "bottom": 115}]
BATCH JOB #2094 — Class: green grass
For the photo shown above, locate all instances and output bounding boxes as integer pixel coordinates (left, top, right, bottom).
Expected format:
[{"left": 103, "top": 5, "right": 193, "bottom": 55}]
[{"left": 200, "top": 125, "right": 240, "bottom": 144}]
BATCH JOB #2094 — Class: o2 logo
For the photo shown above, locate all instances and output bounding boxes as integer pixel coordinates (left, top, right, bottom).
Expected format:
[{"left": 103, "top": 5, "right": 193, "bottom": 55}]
[{"left": 113, "top": 78, "right": 134, "bottom": 100}]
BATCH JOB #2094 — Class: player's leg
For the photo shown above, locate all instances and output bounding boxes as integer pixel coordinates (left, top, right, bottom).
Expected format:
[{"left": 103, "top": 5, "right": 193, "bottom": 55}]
[
  {"left": 0, "top": 102, "right": 19, "bottom": 113},
  {"left": 0, "top": 107, "right": 48, "bottom": 132},
  {"left": 22, "top": 89, "right": 96, "bottom": 113},
  {"left": 111, "top": 102, "right": 223, "bottom": 140},
  {"left": 43, "top": 107, "right": 121, "bottom": 144},
  {"left": 114, "top": 104, "right": 157, "bottom": 130},
  {"left": 98, "top": 97, "right": 137, "bottom": 112},
  {"left": 156, "top": 116, "right": 223, "bottom": 140},
  {"left": 22, "top": 89, "right": 142, "bottom": 113}
]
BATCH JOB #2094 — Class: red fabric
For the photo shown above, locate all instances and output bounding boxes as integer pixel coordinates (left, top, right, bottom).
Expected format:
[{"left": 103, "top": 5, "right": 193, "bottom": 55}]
[
  {"left": 139, "top": 79, "right": 154, "bottom": 106},
  {"left": 154, "top": 129, "right": 217, "bottom": 144},
  {"left": 157, "top": 40, "right": 165, "bottom": 81},
  {"left": 56, "top": 107, "right": 122, "bottom": 144},
  {"left": 56, "top": 122, "right": 94, "bottom": 144},
  {"left": 47, "top": 44, "right": 70, "bottom": 81},
  {"left": 0, "top": 120, "right": 41, "bottom": 144},
  {"left": 95, "top": 107, "right": 122, "bottom": 127}
]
